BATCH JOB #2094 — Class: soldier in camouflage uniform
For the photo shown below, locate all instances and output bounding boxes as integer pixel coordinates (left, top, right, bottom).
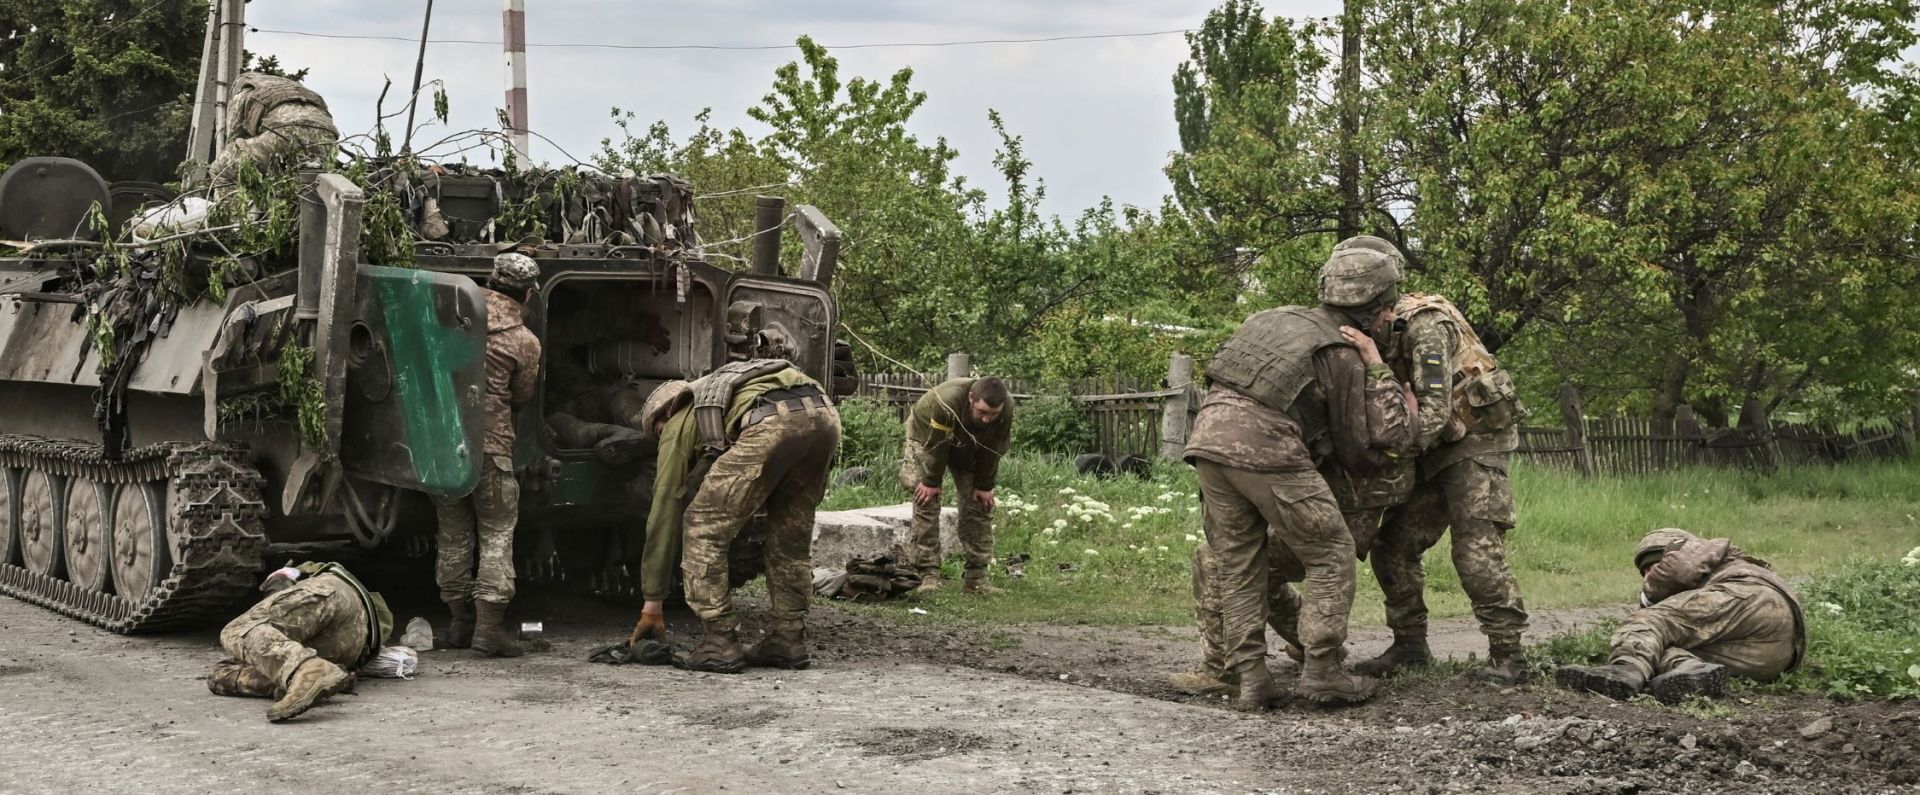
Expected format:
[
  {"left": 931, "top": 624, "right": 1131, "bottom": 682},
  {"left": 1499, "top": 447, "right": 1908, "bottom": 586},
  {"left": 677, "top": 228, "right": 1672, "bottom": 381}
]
[
  {"left": 1354, "top": 287, "right": 1533, "bottom": 684},
  {"left": 429, "top": 253, "right": 542, "bottom": 658},
  {"left": 207, "top": 562, "right": 394, "bottom": 722},
  {"left": 209, "top": 73, "right": 339, "bottom": 186},
  {"left": 1170, "top": 248, "right": 1417, "bottom": 697},
  {"left": 1559, "top": 529, "right": 1805, "bottom": 704},
  {"left": 1184, "top": 236, "right": 1413, "bottom": 710},
  {"left": 900, "top": 376, "right": 1014, "bottom": 594},
  {"left": 625, "top": 359, "right": 841, "bottom": 673}
]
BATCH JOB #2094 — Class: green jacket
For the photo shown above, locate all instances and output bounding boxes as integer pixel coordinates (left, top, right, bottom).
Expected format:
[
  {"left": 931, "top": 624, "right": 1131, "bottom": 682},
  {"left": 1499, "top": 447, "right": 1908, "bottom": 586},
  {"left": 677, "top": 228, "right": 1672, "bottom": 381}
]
[
  {"left": 908, "top": 378, "right": 1013, "bottom": 491},
  {"left": 640, "top": 367, "right": 822, "bottom": 601},
  {"left": 293, "top": 561, "right": 393, "bottom": 666}
]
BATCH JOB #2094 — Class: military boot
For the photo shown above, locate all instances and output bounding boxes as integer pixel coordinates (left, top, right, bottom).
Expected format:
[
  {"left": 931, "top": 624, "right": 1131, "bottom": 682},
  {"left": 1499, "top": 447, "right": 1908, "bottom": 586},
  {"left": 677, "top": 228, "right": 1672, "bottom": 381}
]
[
  {"left": 1231, "top": 660, "right": 1276, "bottom": 712},
  {"left": 442, "top": 599, "right": 476, "bottom": 650},
  {"left": 1167, "top": 667, "right": 1233, "bottom": 696},
  {"left": 1352, "top": 634, "right": 1433, "bottom": 677},
  {"left": 471, "top": 600, "right": 525, "bottom": 658},
  {"left": 962, "top": 573, "right": 1003, "bottom": 595},
  {"left": 207, "top": 658, "right": 277, "bottom": 699},
  {"left": 684, "top": 623, "right": 747, "bottom": 674},
  {"left": 1297, "top": 650, "right": 1381, "bottom": 705},
  {"left": 1555, "top": 662, "right": 1646, "bottom": 701},
  {"left": 912, "top": 572, "right": 944, "bottom": 595},
  {"left": 267, "top": 658, "right": 351, "bottom": 722},
  {"left": 1468, "top": 642, "right": 1531, "bottom": 685},
  {"left": 745, "top": 626, "right": 812, "bottom": 670},
  {"left": 1648, "top": 659, "right": 1728, "bottom": 705}
]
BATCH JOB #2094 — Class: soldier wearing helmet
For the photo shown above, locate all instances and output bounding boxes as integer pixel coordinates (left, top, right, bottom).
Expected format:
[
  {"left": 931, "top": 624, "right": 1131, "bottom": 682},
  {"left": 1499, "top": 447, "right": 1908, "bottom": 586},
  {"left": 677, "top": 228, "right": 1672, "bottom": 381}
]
[
  {"left": 1182, "top": 235, "right": 1417, "bottom": 710},
  {"left": 623, "top": 359, "right": 840, "bottom": 673},
  {"left": 1351, "top": 246, "right": 1534, "bottom": 685},
  {"left": 428, "top": 252, "right": 542, "bottom": 658},
  {"left": 1558, "top": 529, "right": 1805, "bottom": 703}
]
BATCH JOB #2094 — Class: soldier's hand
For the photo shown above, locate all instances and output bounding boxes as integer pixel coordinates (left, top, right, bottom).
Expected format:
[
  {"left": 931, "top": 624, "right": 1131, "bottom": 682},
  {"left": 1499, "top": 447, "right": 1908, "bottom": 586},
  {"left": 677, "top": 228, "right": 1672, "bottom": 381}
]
[
  {"left": 1340, "top": 326, "right": 1384, "bottom": 365},
  {"left": 973, "top": 489, "right": 996, "bottom": 511},
  {"left": 914, "top": 484, "right": 942, "bottom": 506},
  {"left": 628, "top": 602, "right": 667, "bottom": 644}
]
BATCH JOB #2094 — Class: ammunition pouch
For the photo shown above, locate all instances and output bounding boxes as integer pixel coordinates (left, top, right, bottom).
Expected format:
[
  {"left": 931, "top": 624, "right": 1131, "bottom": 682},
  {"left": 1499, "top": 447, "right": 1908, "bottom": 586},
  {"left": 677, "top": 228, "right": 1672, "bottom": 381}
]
[{"left": 1454, "top": 368, "right": 1526, "bottom": 437}]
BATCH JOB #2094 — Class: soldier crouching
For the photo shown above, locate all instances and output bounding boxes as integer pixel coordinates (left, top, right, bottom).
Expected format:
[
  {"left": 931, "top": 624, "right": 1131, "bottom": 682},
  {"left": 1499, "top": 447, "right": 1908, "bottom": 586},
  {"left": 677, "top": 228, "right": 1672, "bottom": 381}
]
[
  {"left": 1558, "top": 528, "right": 1806, "bottom": 704},
  {"left": 207, "top": 562, "right": 394, "bottom": 722}
]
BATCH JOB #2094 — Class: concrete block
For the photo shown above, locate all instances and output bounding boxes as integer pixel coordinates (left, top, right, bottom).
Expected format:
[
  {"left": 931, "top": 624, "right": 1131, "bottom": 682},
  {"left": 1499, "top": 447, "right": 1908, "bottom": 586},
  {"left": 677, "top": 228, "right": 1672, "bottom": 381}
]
[{"left": 811, "top": 503, "right": 957, "bottom": 568}]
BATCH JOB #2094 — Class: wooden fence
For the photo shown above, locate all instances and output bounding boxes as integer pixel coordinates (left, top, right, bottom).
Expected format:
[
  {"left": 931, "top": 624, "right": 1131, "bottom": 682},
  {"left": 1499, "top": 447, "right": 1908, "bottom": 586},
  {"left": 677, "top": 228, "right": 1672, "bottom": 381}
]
[{"left": 856, "top": 354, "right": 1917, "bottom": 475}]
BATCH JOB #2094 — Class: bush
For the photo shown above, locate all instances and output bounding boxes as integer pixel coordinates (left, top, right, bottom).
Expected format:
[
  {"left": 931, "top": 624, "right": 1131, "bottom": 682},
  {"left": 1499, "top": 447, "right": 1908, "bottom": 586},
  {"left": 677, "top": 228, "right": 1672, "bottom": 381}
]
[
  {"left": 835, "top": 397, "right": 903, "bottom": 467},
  {"left": 1011, "top": 394, "right": 1094, "bottom": 457},
  {"left": 1763, "top": 553, "right": 1920, "bottom": 700}
]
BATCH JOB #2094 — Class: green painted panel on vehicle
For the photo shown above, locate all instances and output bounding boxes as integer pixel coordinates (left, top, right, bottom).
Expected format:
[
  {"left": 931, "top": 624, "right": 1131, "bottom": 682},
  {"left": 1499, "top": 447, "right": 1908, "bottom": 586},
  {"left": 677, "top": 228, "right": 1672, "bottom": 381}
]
[{"left": 371, "top": 266, "right": 483, "bottom": 495}]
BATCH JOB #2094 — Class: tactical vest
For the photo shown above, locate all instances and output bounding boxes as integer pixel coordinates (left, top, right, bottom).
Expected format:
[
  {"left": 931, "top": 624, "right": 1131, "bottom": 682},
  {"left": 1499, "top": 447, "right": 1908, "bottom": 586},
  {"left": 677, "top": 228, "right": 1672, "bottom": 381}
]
[
  {"left": 1204, "top": 307, "right": 1351, "bottom": 413},
  {"left": 1390, "top": 294, "right": 1526, "bottom": 439},
  {"left": 691, "top": 358, "right": 794, "bottom": 452}
]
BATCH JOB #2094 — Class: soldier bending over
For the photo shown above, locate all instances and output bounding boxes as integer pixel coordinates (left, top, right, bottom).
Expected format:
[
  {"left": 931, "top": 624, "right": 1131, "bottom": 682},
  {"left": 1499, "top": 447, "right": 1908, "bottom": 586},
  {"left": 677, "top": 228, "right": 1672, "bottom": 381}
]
[
  {"left": 626, "top": 359, "right": 841, "bottom": 672},
  {"left": 900, "top": 376, "right": 1013, "bottom": 595}
]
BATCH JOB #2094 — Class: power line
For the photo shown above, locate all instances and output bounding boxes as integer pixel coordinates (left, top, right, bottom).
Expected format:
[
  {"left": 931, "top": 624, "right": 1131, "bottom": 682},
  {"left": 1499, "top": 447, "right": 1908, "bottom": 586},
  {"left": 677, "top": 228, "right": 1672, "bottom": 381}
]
[{"left": 247, "top": 26, "right": 1194, "bottom": 52}]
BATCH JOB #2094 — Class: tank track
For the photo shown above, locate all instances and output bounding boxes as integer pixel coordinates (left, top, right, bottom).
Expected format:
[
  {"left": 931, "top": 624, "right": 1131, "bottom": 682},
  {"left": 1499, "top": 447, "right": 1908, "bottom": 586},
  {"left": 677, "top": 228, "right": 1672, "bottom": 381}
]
[{"left": 0, "top": 435, "right": 268, "bottom": 634}]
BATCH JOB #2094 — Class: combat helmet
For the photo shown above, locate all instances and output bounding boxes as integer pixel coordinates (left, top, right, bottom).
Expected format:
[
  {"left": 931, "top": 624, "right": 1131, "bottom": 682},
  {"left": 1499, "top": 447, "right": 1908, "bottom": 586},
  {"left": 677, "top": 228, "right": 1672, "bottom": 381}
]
[
  {"left": 1318, "top": 235, "right": 1406, "bottom": 308},
  {"left": 1634, "top": 528, "right": 1699, "bottom": 571},
  {"left": 638, "top": 380, "right": 694, "bottom": 439},
  {"left": 489, "top": 252, "right": 540, "bottom": 293}
]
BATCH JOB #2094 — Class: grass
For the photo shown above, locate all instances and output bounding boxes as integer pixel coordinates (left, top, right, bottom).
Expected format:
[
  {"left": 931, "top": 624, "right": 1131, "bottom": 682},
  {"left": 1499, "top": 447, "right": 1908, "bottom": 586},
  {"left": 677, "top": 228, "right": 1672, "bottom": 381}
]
[{"left": 817, "top": 453, "right": 1920, "bottom": 633}]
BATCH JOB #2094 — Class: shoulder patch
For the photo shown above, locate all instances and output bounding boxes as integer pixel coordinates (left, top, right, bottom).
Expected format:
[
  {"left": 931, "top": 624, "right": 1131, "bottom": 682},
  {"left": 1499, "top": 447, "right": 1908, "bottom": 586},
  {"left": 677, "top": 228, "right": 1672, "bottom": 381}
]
[{"left": 1421, "top": 354, "right": 1444, "bottom": 367}]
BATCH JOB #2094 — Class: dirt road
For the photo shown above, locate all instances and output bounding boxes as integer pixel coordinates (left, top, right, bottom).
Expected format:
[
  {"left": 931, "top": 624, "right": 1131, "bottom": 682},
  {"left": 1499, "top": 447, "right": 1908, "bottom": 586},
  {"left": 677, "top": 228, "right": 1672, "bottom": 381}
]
[{"left": 0, "top": 579, "right": 1912, "bottom": 794}]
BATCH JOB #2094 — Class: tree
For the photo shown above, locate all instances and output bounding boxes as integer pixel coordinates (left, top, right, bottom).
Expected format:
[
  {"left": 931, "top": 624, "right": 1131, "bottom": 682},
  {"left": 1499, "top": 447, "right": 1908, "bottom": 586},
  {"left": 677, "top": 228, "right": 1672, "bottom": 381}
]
[{"left": 0, "top": 0, "right": 208, "bottom": 182}]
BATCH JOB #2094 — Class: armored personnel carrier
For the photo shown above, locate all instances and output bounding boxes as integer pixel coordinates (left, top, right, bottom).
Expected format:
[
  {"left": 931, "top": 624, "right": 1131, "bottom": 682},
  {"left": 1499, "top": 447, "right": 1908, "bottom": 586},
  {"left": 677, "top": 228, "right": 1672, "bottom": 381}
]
[{"left": 0, "top": 146, "right": 854, "bottom": 632}]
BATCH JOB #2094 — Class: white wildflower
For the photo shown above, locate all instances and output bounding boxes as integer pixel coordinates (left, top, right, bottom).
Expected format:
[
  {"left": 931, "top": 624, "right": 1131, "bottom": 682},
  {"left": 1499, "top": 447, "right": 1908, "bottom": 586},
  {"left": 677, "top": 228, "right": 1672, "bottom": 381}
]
[
  {"left": 1084, "top": 549, "right": 1099, "bottom": 556},
  {"left": 1052, "top": 519, "right": 1068, "bottom": 530},
  {"left": 1815, "top": 601, "right": 1844, "bottom": 616},
  {"left": 1157, "top": 545, "right": 1170, "bottom": 552},
  {"left": 1059, "top": 487, "right": 1076, "bottom": 495},
  {"left": 1184, "top": 533, "right": 1199, "bottom": 542}
]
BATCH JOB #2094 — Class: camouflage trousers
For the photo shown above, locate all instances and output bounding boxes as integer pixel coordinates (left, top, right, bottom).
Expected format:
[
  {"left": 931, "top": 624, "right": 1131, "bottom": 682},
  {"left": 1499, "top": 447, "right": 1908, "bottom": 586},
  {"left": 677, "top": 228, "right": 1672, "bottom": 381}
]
[
  {"left": 1191, "top": 506, "right": 1389, "bottom": 675},
  {"left": 1611, "top": 579, "right": 1798, "bottom": 681},
  {"left": 683, "top": 409, "right": 841, "bottom": 632},
  {"left": 899, "top": 437, "right": 994, "bottom": 578},
  {"left": 213, "top": 576, "right": 369, "bottom": 697},
  {"left": 430, "top": 455, "right": 520, "bottom": 604},
  {"left": 1371, "top": 456, "right": 1529, "bottom": 646},
  {"left": 1196, "top": 461, "right": 1357, "bottom": 672},
  {"left": 1191, "top": 542, "right": 1304, "bottom": 677}
]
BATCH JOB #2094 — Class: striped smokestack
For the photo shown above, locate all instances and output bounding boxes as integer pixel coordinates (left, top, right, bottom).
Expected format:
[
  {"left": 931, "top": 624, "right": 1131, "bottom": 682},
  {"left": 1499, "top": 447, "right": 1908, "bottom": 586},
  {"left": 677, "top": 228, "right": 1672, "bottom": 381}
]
[{"left": 502, "top": 0, "right": 530, "bottom": 162}]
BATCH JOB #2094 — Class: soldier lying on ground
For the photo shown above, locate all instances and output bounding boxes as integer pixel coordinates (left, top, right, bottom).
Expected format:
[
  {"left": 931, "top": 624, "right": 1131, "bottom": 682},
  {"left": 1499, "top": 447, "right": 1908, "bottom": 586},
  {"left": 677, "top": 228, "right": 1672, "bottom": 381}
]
[
  {"left": 624, "top": 359, "right": 842, "bottom": 673},
  {"left": 206, "top": 562, "right": 393, "bottom": 722},
  {"left": 900, "top": 375, "right": 1014, "bottom": 595},
  {"left": 1557, "top": 528, "right": 1806, "bottom": 704}
]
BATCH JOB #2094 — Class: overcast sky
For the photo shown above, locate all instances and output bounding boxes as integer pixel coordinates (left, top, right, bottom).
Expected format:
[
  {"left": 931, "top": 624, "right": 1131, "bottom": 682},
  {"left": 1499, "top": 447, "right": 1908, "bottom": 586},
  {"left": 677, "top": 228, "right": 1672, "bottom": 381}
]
[{"left": 246, "top": 1, "right": 1344, "bottom": 215}]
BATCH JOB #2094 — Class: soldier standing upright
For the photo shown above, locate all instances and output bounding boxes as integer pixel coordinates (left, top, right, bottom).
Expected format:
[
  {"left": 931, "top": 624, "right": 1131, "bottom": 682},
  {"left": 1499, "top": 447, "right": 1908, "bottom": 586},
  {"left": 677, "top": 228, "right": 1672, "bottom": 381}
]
[
  {"left": 1355, "top": 287, "right": 1532, "bottom": 683},
  {"left": 1184, "top": 236, "right": 1409, "bottom": 710},
  {"left": 625, "top": 359, "right": 841, "bottom": 673},
  {"left": 1169, "top": 305, "right": 1416, "bottom": 697},
  {"left": 430, "top": 253, "right": 542, "bottom": 658},
  {"left": 1559, "top": 528, "right": 1805, "bottom": 703},
  {"left": 206, "top": 561, "right": 393, "bottom": 722},
  {"left": 900, "top": 376, "right": 1013, "bottom": 595}
]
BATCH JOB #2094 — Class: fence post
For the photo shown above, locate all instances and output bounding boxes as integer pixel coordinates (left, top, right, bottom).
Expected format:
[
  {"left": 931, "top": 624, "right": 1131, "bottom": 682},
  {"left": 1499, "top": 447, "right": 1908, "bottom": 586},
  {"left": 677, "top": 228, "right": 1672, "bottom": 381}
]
[
  {"left": 1557, "top": 381, "right": 1594, "bottom": 477},
  {"left": 1674, "top": 404, "right": 1703, "bottom": 468},
  {"left": 946, "top": 352, "right": 971, "bottom": 381},
  {"left": 1160, "top": 353, "right": 1195, "bottom": 461}
]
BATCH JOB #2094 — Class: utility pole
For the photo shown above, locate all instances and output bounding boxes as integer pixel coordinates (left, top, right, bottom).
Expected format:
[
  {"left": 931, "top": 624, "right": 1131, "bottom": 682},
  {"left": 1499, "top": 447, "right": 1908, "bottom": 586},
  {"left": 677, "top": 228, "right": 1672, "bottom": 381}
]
[
  {"left": 1336, "top": 0, "right": 1363, "bottom": 239},
  {"left": 185, "top": 0, "right": 246, "bottom": 175},
  {"left": 402, "top": 0, "right": 436, "bottom": 154},
  {"left": 502, "top": 0, "right": 531, "bottom": 163}
]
